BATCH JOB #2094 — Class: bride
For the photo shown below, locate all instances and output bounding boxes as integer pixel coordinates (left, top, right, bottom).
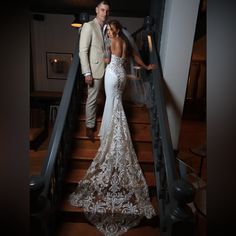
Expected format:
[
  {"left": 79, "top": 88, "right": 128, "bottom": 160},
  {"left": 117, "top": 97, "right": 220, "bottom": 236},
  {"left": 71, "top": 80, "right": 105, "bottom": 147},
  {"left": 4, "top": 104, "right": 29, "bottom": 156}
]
[{"left": 69, "top": 19, "right": 157, "bottom": 236}]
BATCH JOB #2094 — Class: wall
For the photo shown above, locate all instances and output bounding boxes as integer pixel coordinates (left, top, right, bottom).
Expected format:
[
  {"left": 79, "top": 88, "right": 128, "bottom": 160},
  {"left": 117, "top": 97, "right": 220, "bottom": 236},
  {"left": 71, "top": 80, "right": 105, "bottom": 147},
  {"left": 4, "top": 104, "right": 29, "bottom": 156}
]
[
  {"left": 31, "top": 14, "right": 77, "bottom": 92},
  {"left": 159, "top": 0, "right": 200, "bottom": 149},
  {"left": 31, "top": 13, "right": 144, "bottom": 92}
]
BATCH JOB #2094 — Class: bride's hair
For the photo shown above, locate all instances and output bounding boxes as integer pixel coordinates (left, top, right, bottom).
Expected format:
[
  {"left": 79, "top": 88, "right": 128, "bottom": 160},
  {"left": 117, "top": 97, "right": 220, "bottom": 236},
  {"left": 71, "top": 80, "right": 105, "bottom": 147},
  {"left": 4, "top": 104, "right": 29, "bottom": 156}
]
[{"left": 107, "top": 19, "right": 133, "bottom": 58}]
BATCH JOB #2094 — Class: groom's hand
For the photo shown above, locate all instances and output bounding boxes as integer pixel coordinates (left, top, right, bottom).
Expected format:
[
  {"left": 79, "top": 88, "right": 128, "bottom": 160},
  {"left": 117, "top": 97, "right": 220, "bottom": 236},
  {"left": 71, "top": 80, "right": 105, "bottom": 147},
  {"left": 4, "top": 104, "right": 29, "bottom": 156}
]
[
  {"left": 104, "top": 57, "right": 110, "bottom": 64},
  {"left": 85, "top": 75, "right": 94, "bottom": 87}
]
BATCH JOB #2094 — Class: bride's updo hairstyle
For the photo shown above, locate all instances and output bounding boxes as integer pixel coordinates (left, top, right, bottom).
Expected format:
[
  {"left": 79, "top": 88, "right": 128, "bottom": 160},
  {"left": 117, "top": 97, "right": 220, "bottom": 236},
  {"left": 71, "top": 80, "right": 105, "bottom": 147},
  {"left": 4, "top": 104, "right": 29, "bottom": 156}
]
[{"left": 107, "top": 19, "right": 132, "bottom": 58}]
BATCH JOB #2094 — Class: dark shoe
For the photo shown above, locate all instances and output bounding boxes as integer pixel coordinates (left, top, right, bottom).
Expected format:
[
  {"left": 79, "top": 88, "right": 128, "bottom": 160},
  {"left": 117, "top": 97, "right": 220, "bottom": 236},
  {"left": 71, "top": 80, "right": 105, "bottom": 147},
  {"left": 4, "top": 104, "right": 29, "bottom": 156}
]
[{"left": 86, "top": 127, "right": 94, "bottom": 142}]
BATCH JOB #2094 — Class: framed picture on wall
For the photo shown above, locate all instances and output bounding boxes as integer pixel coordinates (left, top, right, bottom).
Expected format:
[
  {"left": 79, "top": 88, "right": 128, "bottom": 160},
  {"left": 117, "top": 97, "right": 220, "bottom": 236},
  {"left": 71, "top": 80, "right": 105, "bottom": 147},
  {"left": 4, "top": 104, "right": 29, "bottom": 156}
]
[{"left": 46, "top": 52, "right": 73, "bottom": 80}]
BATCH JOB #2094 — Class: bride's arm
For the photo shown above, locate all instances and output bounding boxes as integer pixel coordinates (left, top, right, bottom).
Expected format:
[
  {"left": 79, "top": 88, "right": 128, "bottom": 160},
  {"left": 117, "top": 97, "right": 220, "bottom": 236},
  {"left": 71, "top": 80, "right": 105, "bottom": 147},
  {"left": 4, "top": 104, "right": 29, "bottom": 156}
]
[{"left": 132, "top": 50, "right": 157, "bottom": 70}]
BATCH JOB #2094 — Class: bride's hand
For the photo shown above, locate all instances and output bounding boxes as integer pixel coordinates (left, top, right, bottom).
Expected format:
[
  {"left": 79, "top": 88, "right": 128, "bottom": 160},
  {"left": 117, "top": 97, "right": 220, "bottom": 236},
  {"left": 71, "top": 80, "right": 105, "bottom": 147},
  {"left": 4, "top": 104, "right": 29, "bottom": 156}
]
[
  {"left": 104, "top": 57, "right": 110, "bottom": 64},
  {"left": 146, "top": 64, "right": 157, "bottom": 70}
]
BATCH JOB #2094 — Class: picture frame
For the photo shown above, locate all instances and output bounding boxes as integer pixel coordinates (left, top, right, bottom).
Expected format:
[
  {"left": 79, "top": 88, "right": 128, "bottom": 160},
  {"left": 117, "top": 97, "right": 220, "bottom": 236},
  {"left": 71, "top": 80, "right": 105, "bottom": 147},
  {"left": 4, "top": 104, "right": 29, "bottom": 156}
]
[{"left": 46, "top": 52, "right": 73, "bottom": 80}]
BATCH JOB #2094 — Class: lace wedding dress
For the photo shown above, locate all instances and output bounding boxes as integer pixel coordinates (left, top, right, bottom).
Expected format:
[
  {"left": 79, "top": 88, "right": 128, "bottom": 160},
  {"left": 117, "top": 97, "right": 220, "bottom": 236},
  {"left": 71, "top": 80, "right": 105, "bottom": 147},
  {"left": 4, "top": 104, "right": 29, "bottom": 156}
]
[{"left": 69, "top": 55, "right": 155, "bottom": 235}]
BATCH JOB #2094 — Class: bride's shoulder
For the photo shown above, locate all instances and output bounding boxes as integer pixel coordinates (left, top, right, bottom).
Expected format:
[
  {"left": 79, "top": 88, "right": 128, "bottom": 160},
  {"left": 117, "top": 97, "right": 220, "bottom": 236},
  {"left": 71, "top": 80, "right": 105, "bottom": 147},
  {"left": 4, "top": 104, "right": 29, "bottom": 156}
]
[{"left": 111, "top": 37, "right": 122, "bottom": 46}]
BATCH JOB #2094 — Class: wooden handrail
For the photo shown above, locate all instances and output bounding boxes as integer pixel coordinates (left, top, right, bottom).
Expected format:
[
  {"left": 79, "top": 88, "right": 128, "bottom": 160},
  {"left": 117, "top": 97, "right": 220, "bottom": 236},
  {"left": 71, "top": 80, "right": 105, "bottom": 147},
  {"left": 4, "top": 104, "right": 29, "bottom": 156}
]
[
  {"left": 30, "top": 31, "right": 81, "bottom": 236},
  {"left": 41, "top": 36, "right": 80, "bottom": 195},
  {"left": 147, "top": 31, "right": 196, "bottom": 235}
]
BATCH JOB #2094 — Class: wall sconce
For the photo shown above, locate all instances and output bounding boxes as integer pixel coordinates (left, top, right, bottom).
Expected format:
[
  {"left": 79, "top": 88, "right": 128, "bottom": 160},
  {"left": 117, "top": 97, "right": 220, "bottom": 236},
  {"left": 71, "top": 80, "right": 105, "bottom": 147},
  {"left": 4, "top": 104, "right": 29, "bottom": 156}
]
[
  {"left": 71, "top": 16, "right": 82, "bottom": 28},
  {"left": 143, "top": 16, "right": 154, "bottom": 52},
  {"left": 71, "top": 12, "right": 89, "bottom": 28}
]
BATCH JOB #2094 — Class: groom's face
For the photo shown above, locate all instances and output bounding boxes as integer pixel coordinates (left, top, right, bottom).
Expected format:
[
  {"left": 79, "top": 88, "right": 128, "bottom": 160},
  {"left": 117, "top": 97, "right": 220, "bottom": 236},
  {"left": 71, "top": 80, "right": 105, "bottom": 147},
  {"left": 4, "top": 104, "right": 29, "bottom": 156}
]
[{"left": 96, "top": 3, "right": 110, "bottom": 24}]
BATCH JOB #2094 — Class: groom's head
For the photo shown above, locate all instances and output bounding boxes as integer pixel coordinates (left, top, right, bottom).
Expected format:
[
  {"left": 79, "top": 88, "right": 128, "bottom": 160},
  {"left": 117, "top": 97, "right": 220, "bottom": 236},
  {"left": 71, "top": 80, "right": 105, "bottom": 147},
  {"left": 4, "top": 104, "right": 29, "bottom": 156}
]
[
  {"left": 95, "top": 0, "right": 110, "bottom": 25},
  {"left": 96, "top": 0, "right": 111, "bottom": 7}
]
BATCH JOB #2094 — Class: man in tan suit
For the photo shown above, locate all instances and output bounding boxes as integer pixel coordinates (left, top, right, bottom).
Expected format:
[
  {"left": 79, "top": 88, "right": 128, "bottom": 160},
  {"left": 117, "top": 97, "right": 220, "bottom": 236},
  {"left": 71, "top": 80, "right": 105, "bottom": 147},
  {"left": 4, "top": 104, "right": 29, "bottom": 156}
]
[{"left": 79, "top": 0, "right": 110, "bottom": 141}]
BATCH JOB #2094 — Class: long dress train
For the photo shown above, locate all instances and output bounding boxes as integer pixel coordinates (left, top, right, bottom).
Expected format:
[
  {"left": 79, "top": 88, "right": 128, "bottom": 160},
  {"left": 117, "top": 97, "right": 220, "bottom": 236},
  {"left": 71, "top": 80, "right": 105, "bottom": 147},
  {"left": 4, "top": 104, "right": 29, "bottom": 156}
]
[{"left": 69, "top": 55, "right": 155, "bottom": 235}]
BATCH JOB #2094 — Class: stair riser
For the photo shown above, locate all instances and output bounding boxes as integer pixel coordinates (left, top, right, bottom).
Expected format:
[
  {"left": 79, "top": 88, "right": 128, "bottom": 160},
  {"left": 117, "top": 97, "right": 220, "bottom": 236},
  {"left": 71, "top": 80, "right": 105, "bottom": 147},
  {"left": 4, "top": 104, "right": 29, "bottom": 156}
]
[
  {"left": 59, "top": 210, "right": 160, "bottom": 226},
  {"left": 123, "top": 105, "right": 150, "bottom": 123},
  {"left": 71, "top": 152, "right": 154, "bottom": 164},
  {"left": 59, "top": 211, "right": 89, "bottom": 223},
  {"left": 65, "top": 172, "right": 156, "bottom": 188},
  {"left": 64, "top": 184, "right": 157, "bottom": 199},
  {"left": 79, "top": 104, "right": 150, "bottom": 123},
  {"left": 75, "top": 122, "right": 152, "bottom": 141},
  {"left": 73, "top": 140, "right": 153, "bottom": 151}
]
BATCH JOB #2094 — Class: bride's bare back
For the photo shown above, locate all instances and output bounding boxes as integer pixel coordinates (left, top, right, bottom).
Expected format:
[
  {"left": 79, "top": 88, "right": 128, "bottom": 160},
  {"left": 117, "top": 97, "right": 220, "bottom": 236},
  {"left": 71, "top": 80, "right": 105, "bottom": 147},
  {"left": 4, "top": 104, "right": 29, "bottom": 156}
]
[
  {"left": 110, "top": 37, "right": 127, "bottom": 58},
  {"left": 106, "top": 19, "right": 157, "bottom": 70},
  {"left": 107, "top": 21, "right": 128, "bottom": 58}
]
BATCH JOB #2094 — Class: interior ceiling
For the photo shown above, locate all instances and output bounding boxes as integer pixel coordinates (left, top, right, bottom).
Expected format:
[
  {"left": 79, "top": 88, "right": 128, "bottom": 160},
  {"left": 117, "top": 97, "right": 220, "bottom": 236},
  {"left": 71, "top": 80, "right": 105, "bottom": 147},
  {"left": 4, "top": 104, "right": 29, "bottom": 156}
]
[{"left": 30, "top": 0, "right": 151, "bottom": 17}]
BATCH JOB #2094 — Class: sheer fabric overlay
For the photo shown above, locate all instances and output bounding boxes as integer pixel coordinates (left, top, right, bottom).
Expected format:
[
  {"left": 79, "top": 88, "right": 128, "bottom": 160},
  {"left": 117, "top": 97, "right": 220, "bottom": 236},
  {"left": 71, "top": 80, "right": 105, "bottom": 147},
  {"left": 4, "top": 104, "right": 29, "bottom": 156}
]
[
  {"left": 122, "top": 28, "right": 149, "bottom": 107},
  {"left": 69, "top": 55, "right": 155, "bottom": 235}
]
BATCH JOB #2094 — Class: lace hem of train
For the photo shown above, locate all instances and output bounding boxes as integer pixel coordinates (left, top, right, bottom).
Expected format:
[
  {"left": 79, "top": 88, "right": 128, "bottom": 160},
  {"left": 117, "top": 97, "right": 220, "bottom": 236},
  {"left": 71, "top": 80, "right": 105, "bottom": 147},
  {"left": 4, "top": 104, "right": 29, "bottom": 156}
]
[{"left": 69, "top": 94, "right": 155, "bottom": 235}]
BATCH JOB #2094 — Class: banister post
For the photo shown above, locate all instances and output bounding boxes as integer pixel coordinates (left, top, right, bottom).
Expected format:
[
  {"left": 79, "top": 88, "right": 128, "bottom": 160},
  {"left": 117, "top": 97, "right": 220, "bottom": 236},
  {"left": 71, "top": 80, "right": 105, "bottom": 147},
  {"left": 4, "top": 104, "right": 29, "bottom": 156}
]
[
  {"left": 165, "top": 179, "right": 196, "bottom": 236},
  {"left": 30, "top": 175, "right": 50, "bottom": 236}
]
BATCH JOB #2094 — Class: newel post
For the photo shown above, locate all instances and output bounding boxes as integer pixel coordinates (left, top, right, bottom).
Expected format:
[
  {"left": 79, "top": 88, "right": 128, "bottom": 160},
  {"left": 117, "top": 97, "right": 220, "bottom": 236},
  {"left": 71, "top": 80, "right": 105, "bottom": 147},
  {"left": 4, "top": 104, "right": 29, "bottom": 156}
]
[
  {"left": 30, "top": 175, "right": 50, "bottom": 236},
  {"left": 166, "top": 179, "right": 196, "bottom": 236}
]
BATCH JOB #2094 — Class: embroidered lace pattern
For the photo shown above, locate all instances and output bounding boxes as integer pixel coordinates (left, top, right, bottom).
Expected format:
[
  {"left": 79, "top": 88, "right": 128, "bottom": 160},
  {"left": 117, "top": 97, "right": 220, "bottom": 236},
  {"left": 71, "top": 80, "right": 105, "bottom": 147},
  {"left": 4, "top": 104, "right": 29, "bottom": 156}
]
[{"left": 69, "top": 55, "right": 156, "bottom": 235}]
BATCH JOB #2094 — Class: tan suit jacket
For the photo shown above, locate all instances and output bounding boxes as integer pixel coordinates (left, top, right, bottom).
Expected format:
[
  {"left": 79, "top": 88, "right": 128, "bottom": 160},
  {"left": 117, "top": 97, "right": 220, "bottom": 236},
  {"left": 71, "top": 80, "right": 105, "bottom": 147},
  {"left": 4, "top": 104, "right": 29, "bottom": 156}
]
[{"left": 79, "top": 19, "right": 105, "bottom": 79}]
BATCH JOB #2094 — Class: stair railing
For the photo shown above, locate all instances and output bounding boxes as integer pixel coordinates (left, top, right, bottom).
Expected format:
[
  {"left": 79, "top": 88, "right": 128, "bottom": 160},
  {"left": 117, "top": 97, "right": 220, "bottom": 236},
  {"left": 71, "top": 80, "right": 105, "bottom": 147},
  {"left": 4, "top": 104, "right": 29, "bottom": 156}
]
[
  {"left": 30, "top": 31, "right": 81, "bottom": 236},
  {"left": 146, "top": 31, "right": 196, "bottom": 235}
]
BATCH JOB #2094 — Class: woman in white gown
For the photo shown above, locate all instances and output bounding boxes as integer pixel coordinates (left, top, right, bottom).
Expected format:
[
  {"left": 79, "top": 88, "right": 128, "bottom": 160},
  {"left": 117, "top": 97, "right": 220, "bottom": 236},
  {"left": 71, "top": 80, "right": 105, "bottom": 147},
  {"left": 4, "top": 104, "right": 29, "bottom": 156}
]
[{"left": 69, "top": 19, "right": 157, "bottom": 236}]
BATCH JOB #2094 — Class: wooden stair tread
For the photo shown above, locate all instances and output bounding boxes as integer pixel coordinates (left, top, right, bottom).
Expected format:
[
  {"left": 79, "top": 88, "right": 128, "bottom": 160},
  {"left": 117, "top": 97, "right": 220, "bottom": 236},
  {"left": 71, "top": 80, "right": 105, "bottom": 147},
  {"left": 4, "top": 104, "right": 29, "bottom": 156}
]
[
  {"left": 60, "top": 198, "right": 83, "bottom": 213},
  {"left": 59, "top": 196, "right": 160, "bottom": 235},
  {"left": 61, "top": 192, "right": 159, "bottom": 213},
  {"left": 29, "top": 128, "right": 45, "bottom": 141},
  {"left": 73, "top": 139, "right": 153, "bottom": 151},
  {"left": 73, "top": 132, "right": 152, "bottom": 142},
  {"left": 77, "top": 116, "right": 150, "bottom": 124},
  {"left": 78, "top": 114, "right": 102, "bottom": 122},
  {"left": 56, "top": 222, "right": 103, "bottom": 236},
  {"left": 72, "top": 148, "right": 154, "bottom": 163},
  {"left": 29, "top": 149, "right": 47, "bottom": 156},
  {"left": 57, "top": 222, "right": 160, "bottom": 236},
  {"left": 79, "top": 104, "right": 150, "bottom": 124},
  {"left": 65, "top": 169, "right": 156, "bottom": 187},
  {"left": 65, "top": 169, "right": 86, "bottom": 183},
  {"left": 75, "top": 117, "right": 151, "bottom": 126}
]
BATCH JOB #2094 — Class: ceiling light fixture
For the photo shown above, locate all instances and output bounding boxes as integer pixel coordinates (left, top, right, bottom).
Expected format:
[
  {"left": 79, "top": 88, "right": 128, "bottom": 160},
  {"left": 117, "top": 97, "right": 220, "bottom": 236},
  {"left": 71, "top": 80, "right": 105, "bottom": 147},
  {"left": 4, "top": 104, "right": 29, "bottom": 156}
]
[{"left": 71, "top": 12, "right": 89, "bottom": 28}]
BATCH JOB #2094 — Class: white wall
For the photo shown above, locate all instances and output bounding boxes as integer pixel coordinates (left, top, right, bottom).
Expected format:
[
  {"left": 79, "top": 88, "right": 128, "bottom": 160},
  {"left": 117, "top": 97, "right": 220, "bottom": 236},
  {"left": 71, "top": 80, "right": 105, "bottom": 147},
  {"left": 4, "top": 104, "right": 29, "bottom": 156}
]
[
  {"left": 159, "top": 0, "right": 200, "bottom": 149},
  {"left": 31, "top": 14, "right": 77, "bottom": 91},
  {"left": 31, "top": 13, "right": 144, "bottom": 92}
]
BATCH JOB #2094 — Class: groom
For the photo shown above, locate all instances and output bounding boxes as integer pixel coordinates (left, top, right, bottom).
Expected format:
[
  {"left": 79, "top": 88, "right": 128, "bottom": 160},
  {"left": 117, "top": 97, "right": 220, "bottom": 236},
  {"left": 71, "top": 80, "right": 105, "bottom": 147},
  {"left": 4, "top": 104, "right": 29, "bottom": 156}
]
[{"left": 79, "top": 0, "right": 111, "bottom": 141}]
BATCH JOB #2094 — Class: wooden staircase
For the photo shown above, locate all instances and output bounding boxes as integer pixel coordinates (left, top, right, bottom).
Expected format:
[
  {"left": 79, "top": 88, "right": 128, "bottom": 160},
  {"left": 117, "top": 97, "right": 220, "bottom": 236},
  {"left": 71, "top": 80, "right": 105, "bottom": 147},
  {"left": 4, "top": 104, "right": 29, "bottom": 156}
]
[{"left": 56, "top": 101, "right": 160, "bottom": 236}]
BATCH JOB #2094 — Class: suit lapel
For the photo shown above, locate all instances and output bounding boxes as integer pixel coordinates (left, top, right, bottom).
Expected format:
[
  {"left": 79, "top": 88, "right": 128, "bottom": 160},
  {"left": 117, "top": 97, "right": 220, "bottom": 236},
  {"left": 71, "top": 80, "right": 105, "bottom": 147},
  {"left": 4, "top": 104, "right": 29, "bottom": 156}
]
[{"left": 93, "top": 19, "right": 104, "bottom": 44}]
